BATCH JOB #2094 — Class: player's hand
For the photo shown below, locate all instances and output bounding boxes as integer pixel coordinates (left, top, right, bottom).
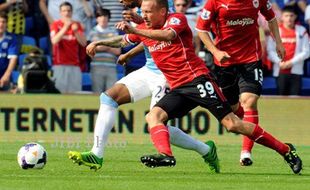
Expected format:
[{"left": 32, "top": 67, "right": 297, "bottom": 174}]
[
  {"left": 117, "top": 54, "right": 130, "bottom": 66},
  {"left": 213, "top": 50, "right": 231, "bottom": 64},
  {"left": 86, "top": 42, "right": 97, "bottom": 58},
  {"left": 115, "top": 21, "right": 135, "bottom": 34},
  {"left": 122, "top": 10, "right": 144, "bottom": 24},
  {"left": 276, "top": 43, "right": 286, "bottom": 61}
]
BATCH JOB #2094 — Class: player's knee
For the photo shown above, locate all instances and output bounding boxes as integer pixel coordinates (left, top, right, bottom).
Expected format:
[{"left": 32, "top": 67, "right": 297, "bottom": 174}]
[
  {"left": 105, "top": 83, "right": 131, "bottom": 104},
  {"left": 145, "top": 112, "right": 156, "bottom": 123},
  {"left": 222, "top": 114, "right": 243, "bottom": 133},
  {"left": 100, "top": 93, "right": 118, "bottom": 108},
  {"left": 240, "top": 94, "right": 258, "bottom": 110}
]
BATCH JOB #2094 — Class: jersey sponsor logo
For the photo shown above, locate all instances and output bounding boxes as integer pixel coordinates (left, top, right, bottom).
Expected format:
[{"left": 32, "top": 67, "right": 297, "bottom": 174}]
[
  {"left": 252, "top": 0, "right": 259, "bottom": 8},
  {"left": 226, "top": 18, "right": 254, "bottom": 26},
  {"left": 266, "top": 0, "right": 272, "bottom": 10},
  {"left": 148, "top": 41, "right": 172, "bottom": 52},
  {"left": 169, "top": 17, "right": 181, "bottom": 25},
  {"left": 200, "top": 9, "right": 211, "bottom": 20},
  {"left": 281, "top": 37, "right": 296, "bottom": 43}
]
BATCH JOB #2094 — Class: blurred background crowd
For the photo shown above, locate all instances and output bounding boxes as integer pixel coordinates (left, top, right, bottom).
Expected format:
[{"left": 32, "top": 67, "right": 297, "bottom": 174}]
[{"left": 1, "top": 0, "right": 310, "bottom": 96}]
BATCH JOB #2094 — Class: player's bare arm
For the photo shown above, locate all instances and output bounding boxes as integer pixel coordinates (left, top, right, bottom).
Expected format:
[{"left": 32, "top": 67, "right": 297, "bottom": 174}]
[
  {"left": 115, "top": 21, "right": 175, "bottom": 41},
  {"left": 86, "top": 36, "right": 128, "bottom": 58},
  {"left": 268, "top": 17, "right": 286, "bottom": 60},
  {"left": 117, "top": 43, "right": 145, "bottom": 65},
  {"left": 197, "top": 31, "right": 231, "bottom": 63}
]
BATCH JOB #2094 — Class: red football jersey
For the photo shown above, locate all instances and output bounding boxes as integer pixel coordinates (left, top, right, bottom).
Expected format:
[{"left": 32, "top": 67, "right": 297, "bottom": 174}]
[
  {"left": 125, "top": 13, "right": 209, "bottom": 89},
  {"left": 50, "top": 20, "right": 84, "bottom": 66},
  {"left": 279, "top": 24, "right": 296, "bottom": 74},
  {"left": 196, "top": 0, "right": 275, "bottom": 67}
]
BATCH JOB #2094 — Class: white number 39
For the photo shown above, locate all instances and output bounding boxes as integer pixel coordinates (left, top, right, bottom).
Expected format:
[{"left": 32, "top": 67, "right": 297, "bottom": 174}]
[{"left": 197, "top": 82, "right": 215, "bottom": 98}]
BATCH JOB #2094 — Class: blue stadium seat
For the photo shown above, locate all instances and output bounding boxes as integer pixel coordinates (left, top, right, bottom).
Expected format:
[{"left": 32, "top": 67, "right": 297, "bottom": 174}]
[
  {"left": 25, "top": 17, "right": 34, "bottom": 36},
  {"left": 82, "top": 72, "right": 92, "bottom": 91},
  {"left": 262, "top": 77, "right": 277, "bottom": 95},
  {"left": 18, "top": 54, "right": 27, "bottom": 69},
  {"left": 11, "top": 70, "right": 20, "bottom": 85},
  {"left": 39, "top": 36, "right": 50, "bottom": 54},
  {"left": 301, "top": 77, "right": 310, "bottom": 96},
  {"left": 22, "top": 36, "right": 36, "bottom": 46}
]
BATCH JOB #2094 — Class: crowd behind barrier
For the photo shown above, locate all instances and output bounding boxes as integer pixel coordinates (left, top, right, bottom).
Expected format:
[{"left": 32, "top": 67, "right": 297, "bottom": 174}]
[{"left": 1, "top": 0, "right": 310, "bottom": 95}]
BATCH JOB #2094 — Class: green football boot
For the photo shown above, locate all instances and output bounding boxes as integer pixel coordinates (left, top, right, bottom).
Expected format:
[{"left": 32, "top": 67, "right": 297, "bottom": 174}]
[
  {"left": 202, "top": 141, "right": 220, "bottom": 173},
  {"left": 68, "top": 151, "right": 103, "bottom": 171}
]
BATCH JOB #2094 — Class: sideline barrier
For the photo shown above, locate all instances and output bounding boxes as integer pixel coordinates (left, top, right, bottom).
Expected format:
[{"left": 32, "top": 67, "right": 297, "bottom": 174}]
[{"left": 0, "top": 94, "right": 309, "bottom": 145}]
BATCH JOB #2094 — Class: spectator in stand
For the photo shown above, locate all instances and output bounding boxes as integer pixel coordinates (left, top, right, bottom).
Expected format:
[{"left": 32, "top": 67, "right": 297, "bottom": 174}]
[
  {"left": 0, "top": 0, "right": 28, "bottom": 52},
  {"left": 268, "top": 6, "right": 310, "bottom": 95},
  {"left": 0, "top": 12, "right": 18, "bottom": 91},
  {"left": 272, "top": 0, "right": 308, "bottom": 27},
  {"left": 50, "top": 1, "right": 87, "bottom": 93},
  {"left": 40, "top": 0, "right": 95, "bottom": 36},
  {"left": 94, "top": 0, "right": 124, "bottom": 27},
  {"left": 88, "top": 8, "right": 121, "bottom": 93}
]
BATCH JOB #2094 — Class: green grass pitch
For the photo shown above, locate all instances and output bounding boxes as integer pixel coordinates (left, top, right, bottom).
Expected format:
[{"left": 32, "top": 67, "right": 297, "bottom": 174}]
[
  {"left": 0, "top": 142, "right": 309, "bottom": 190},
  {"left": 1, "top": 95, "right": 310, "bottom": 189}
]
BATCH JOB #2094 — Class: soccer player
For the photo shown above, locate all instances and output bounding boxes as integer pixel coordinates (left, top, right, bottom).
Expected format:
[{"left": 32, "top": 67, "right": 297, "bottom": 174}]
[
  {"left": 195, "top": 0, "right": 285, "bottom": 166},
  {"left": 116, "top": 0, "right": 302, "bottom": 174},
  {"left": 68, "top": 0, "right": 220, "bottom": 173}
]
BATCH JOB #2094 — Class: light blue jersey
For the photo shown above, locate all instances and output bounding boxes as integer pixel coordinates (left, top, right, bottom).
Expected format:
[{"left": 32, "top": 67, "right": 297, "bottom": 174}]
[{"left": 137, "top": 0, "right": 175, "bottom": 74}]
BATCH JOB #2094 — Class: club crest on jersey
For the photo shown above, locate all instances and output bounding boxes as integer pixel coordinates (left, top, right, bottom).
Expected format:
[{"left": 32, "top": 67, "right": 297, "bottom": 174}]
[
  {"left": 252, "top": 0, "right": 259, "bottom": 8},
  {"left": 266, "top": 0, "right": 272, "bottom": 10},
  {"left": 200, "top": 9, "right": 211, "bottom": 20},
  {"left": 169, "top": 17, "right": 181, "bottom": 25},
  {"left": 1, "top": 42, "right": 8, "bottom": 49}
]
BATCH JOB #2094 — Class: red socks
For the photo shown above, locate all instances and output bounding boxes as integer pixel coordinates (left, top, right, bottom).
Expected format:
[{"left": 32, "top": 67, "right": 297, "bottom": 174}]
[
  {"left": 249, "top": 124, "right": 289, "bottom": 155},
  {"left": 242, "top": 110, "right": 258, "bottom": 153},
  {"left": 234, "top": 103, "right": 244, "bottom": 119},
  {"left": 149, "top": 125, "right": 173, "bottom": 156}
]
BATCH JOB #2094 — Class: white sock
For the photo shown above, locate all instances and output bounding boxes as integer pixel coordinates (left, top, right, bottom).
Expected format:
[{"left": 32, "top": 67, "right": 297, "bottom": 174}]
[
  {"left": 91, "top": 103, "right": 116, "bottom": 158},
  {"left": 168, "top": 125, "right": 210, "bottom": 156}
]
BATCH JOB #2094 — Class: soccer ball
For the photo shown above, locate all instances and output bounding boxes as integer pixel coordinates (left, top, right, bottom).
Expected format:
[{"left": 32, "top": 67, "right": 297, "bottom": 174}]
[{"left": 17, "top": 142, "right": 47, "bottom": 169}]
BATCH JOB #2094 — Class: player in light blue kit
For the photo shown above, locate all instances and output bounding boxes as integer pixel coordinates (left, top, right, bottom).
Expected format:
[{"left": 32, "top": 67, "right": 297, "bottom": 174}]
[{"left": 68, "top": 0, "right": 219, "bottom": 173}]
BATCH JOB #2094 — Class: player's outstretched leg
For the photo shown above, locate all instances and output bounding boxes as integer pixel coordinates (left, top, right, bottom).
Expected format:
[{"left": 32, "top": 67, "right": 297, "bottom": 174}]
[
  {"left": 222, "top": 113, "right": 302, "bottom": 174},
  {"left": 202, "top": 141, "right": 220, "bottom": 173},
  {"left": 140, "top": 153, "right": 176, "bottom": 168},
  {"left": 68, "top": 151, "right": 103, "bottom": 171}
]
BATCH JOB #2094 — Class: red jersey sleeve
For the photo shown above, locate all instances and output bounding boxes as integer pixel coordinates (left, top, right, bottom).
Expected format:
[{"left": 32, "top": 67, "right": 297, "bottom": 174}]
[
  {"left": 123, "top": 24, "right": 145, "bottom": 44},
  {"left": 165, "top": 13, "right": 187, "bottom": 36},
  {"left": 260, "top": 0, "right": 275, "bottom": 21},
  {"left": 124, "top": 33, "right": 141, "bottom": 45},
  {"left": 195, "top": 0, "right": 215, "bottom": 32}
]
